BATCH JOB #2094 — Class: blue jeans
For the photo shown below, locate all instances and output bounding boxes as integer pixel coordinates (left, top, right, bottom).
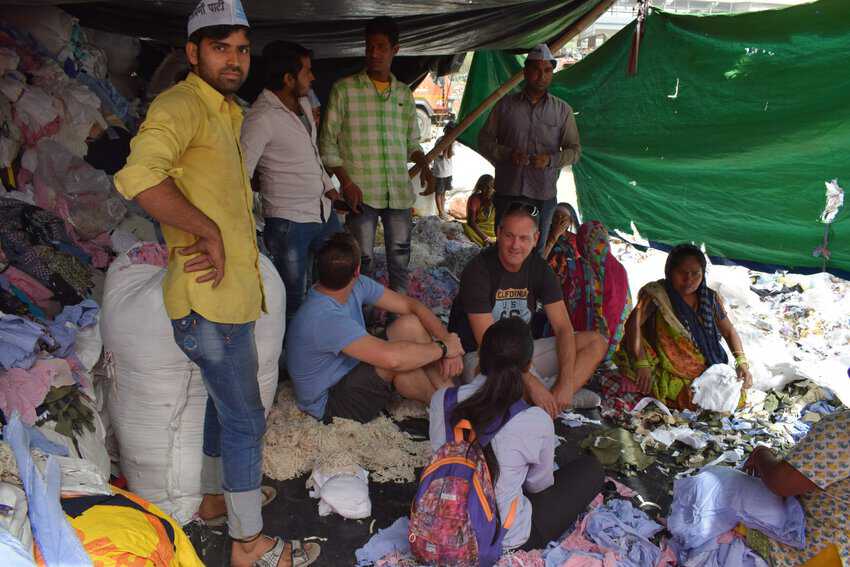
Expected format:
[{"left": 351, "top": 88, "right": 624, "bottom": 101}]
[
  {"left": 347, "top": 205, "right": 411, "bottom": 293},
  {"left": 263, "top": 215, "right": 342, "bottom": 321},
  {"left": 171, "top": 312, "right": 264, "bottom": 538},
  {"left": 538, "top": 197, "right": 557, "bottom": 254}
]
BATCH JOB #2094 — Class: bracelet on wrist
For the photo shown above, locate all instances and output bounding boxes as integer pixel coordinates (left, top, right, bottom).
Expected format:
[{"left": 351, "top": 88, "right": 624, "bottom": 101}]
[
  {"left": 434, "top": 339, "right": 448, "bottom": 359},
  {"left": 635, "top": 359, "right": 652, "bottom": 369}
]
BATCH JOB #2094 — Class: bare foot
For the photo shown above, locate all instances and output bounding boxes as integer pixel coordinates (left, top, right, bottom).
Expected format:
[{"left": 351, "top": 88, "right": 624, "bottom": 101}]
[
  {"left": 231, "top": 536, "right": 291, "bottom": 567},
  {"left": 197, "top": 493, "right": 226, "bottom": 521}
]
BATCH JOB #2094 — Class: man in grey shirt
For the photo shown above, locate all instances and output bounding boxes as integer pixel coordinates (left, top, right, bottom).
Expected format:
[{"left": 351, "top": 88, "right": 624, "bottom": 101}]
[{"left": 479, "top": 43, "right": 581, "bottom": 252}]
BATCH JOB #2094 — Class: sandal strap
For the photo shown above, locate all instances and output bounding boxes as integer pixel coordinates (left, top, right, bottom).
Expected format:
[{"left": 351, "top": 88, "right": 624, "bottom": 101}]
[
  {"left": 252, "top": 536, "right": 285, "bottom": 567},
  {"left": 288, "top": 539, "right": 315, "bottom": 567},
  {"left": 249, "top": 536, "right": 317, "bottom": 567}
]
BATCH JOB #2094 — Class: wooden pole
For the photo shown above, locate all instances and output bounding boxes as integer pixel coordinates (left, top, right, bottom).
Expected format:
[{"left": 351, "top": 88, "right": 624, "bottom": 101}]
[{"left": 411, "top": 0, "right": 619, "bottom": 180}]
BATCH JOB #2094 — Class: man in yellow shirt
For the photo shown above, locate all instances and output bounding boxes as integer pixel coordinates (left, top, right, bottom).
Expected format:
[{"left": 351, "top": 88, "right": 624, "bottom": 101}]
[{"left": 114, "top": 1, "right": 319, "bottom": 565}]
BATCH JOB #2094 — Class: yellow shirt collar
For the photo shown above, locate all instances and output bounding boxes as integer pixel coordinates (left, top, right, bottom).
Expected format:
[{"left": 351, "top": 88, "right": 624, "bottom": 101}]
[{"left": 185, "top": 71, "right": 233, "bottom": 114}]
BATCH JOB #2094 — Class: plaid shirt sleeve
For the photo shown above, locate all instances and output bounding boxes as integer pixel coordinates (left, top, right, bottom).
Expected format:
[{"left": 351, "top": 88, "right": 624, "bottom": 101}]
[
  {"left": 406, "top": 88, "right": 423, "bottom": 160},
  {"left": 319, "top": 81, "right": 345, "bottom": 169}
]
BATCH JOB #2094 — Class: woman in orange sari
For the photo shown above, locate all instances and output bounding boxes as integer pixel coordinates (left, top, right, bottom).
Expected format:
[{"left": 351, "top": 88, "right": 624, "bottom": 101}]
[{"left": 612, "top": 244, "right": 752, "bottom": 410}]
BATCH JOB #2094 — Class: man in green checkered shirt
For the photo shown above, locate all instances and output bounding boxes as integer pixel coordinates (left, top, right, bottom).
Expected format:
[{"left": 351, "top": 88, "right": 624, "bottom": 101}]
[{"left": 320, "top": 16, "right": 433, "bottom": 294}]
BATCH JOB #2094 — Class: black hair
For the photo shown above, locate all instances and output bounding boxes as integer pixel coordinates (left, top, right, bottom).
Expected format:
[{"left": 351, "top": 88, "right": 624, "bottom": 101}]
[
  {"left": 665, "top": 243, "right": 707, "bottom": 281},
  {"left": 365, "top": 16, "right": 400, "bottom": 46},
  {"left": 316, "top": 232, "right": 361, "bottom": 290},
  {"left": 472, "top": 174, "right": 494, "bottom": 195},
  {"left": 450, "top": 317, "right": 533, "bottom": 483},
  {"left": 262, "top": 41, "right": 312, "bottom": 91},
  {"left": 188, "top": 24, "right": 250, "bottom": 47},
  {"left": 554, "top": 202, "right": 580, "bottom": 232}
]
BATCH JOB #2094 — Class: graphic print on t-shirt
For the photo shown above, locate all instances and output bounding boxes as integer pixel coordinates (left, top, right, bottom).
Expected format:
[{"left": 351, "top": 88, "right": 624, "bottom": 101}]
[{"left": 493, "top": 287, "right": 531, "bottom": 322}]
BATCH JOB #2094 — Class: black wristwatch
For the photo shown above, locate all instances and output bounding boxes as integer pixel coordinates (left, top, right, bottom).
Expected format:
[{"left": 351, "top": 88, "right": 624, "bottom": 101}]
[{"left": 434, "top": 339, "right": 448, "bottom": 359}]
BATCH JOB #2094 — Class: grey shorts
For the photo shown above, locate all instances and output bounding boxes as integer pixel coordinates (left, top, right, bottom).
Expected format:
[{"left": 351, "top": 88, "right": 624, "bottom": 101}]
[
  {"left": 434, "top": 176, "right": 452, "bottom": 194},
  {"left": 323, "top": 362, "right": 393, "bottom": 424}
]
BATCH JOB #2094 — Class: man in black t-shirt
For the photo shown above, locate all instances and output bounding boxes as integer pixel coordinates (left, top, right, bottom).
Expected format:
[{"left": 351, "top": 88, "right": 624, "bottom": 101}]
[{"left": 449, "top": 204, "right": 607, "bottom": 417}]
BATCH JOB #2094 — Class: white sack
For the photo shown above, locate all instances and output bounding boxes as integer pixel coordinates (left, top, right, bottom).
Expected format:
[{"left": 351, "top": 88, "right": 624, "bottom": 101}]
[{"left": 101, "top": 253, "right": 284, "bottom": 524}]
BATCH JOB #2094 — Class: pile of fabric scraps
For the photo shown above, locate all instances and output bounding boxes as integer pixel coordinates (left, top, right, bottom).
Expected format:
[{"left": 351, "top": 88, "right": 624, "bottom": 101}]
[
  {"left": 262, "top": 385, "right": 432, "bottom": 484},
  {"left": 369, "top": 217, "right": 478, "bottom": 322},
  {"left": 362, "top": 496, "right": 673, "bottom": 567},
  {"left": 0, "top": 11, "right": 156, "bottom": 562},
  {"left": 0, "top": 299, "right": 99, "bottom": 438},
  {"left": 1, "top": 198, "right": 97, "bottom": 311},
  {"left": 371, "top": 260, "right": 460, "bottom": 323},
  {"left": 0, "top": 17, "right": 139, "bottom": 265},
  {"left": 543, "top": 499, "right": 672, "bottom": 567},
  {"left": 597, "top": 375, "right": 845, "bottom": 477},
  {"left": 363, "top": 473, "right": 789, "bottom": 566}
]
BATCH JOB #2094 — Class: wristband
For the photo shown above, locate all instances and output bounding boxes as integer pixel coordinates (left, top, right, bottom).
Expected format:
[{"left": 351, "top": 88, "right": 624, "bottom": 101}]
[
  {"left": 434, "top": 339, "right": 448, "bottom": 359},
  {"left": 735, "top": 355, "right": 749, "bottom": 368},
  {"left": 635, "top": 359, "right": 652, "bottom": 369}
]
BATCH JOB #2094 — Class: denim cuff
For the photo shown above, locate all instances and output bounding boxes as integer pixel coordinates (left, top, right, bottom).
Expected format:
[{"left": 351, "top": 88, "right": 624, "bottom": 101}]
[
  {"left": 200, "top": 454, "right": 224, "bottom": 495},
  {"left": 225, "top": 488, "right": 263, "bottom": 539}
]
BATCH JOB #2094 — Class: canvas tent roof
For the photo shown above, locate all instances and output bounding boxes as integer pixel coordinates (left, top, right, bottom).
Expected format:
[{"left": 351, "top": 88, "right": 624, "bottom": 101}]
[{"left": 1, "top": 0, "right": 606, "bottom": 58}]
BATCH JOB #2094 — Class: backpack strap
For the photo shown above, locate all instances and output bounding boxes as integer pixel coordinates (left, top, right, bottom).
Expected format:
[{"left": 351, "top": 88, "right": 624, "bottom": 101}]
[
  {"left": 445, "top": 388, "right": 530, "bottom": 446},
  {"left": 443, "top": 387, "right": 460, "bottom": 442},
  {"left": 503, "top": 497, "right": 519, "bottom": 529},
  {"left": 476, "top": 398, "right": 531, "bottom": 447},
  {"left": 444, "top": 387, "right": 480, "bottom": 444}
]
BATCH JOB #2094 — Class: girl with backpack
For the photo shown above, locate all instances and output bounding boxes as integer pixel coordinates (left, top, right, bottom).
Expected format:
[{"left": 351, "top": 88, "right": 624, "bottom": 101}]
[{"left": 421, "top": 317, "right": 604, "bottom": 562}]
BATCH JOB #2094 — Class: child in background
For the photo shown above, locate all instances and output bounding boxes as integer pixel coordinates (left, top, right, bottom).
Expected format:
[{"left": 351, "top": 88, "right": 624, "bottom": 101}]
[
  {"left": 431, "top": 122, "right": 455, "bottom": 219},
  {"left": 463, "top": 174, "right": 496, "bottom": 246}
]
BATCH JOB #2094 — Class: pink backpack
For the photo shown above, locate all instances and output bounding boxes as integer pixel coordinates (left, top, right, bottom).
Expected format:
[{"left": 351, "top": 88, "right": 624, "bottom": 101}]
[{"left": 408, "top": 388, "right": 528, "bottom": 567}]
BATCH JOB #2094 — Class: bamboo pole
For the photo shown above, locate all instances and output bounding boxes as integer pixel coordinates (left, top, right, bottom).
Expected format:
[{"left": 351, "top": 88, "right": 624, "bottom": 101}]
[{"left": 411, "top": 0, "right": 619, "bottom": 181}]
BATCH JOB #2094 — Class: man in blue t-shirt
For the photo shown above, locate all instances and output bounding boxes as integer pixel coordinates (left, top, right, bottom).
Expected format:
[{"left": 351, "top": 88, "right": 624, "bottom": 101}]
[{"left": 286, "top": 232, "right": 464, "bottom": 423}]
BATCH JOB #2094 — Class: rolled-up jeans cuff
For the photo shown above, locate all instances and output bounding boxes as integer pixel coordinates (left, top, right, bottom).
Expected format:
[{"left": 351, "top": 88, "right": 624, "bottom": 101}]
[
  {"left": 225, "top": 488, "right": 263, "bottom": 539},
  {"left": 200, "top": 454, "right": 224, "bottom": 495}
]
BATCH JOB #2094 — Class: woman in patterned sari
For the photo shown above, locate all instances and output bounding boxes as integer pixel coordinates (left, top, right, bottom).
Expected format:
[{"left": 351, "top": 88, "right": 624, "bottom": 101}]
[
  {"left": 546, "top": 216, "right": 630, "bottom": 361},
  {"left": 612, "top": 244, "right": 752, "bottom": 410},
  {"left": 570, "top": 221, "right": 631, "bottom": 360}
]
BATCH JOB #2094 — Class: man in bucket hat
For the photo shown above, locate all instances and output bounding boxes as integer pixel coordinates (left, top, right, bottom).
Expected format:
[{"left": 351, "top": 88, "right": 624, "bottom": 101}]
[{"left": 115, "top": 1, "right": 320, "bottom": 565}]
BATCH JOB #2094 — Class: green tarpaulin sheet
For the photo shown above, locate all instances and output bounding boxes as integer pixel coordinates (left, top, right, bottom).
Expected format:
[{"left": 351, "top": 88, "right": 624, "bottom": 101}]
[{"left": 458, "top": 0, "right": 850, "bottom": 277}]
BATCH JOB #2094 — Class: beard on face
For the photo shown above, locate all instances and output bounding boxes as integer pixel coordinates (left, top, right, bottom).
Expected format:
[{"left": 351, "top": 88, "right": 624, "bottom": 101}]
[{"left": 196, "top": 52, "right": 246, "bottom": 96}]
